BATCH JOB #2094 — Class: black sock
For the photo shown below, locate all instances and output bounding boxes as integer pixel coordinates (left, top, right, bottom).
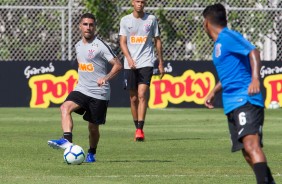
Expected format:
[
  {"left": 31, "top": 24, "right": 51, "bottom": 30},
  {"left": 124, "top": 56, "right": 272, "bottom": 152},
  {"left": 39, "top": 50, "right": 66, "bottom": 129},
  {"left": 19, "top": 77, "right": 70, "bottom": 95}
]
[
  {"left": 63, "top": 132, "right": 72, "bottom": 143},
  {"left": 137, "top": 121, "right": 144, "bottom": 130},
  {"left": 253, "top": 162, "right": 269, "bottom": 184},
  {"left": 88, "top": 147, "right": 96, "bottom": 154},
  {"left": 267, "top": 166, "right": 275, "bottom": 183},
  {"left": 134, "top": 120, "right": 138, "bottom": 129}
]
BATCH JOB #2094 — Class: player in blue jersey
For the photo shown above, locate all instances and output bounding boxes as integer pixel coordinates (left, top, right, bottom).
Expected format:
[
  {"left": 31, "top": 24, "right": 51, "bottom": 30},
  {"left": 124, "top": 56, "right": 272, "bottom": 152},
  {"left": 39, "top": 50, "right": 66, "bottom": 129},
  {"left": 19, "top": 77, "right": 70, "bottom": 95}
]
[
  {"left": 203, "top": 4, "right": 275, "bottom": 184},
  {"left": 47, "top": 13, "right": 122, "bottom": 163}
]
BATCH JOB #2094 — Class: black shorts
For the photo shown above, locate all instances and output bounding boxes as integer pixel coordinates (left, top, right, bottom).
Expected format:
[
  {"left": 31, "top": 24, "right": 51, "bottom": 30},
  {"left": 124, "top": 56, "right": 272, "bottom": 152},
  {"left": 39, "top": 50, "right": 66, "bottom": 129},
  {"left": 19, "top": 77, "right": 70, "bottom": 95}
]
[
  {"left": 227, "top": 102, "right": 264, "bottom": 152},
  {"left": 65, "top": 91, "right": 109, "bottom": 125},
  {"left": 123, "top": 67, "right": 153, "bottom": 90}
]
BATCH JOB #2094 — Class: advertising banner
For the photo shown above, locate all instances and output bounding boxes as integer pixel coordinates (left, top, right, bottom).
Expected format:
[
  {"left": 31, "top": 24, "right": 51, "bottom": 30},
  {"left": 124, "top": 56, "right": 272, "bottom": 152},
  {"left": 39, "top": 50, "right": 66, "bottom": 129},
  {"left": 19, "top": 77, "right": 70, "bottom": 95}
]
[{"left": 0, "top": 61, "right": 281, "bottom": 108}]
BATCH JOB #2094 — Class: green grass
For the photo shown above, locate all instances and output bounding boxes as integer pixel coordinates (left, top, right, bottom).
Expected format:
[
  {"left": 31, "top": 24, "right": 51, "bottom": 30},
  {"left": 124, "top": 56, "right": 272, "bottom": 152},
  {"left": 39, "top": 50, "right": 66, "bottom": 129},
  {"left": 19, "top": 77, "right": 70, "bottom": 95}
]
[{"left": 0, "top": 108, "right": 281, "bottom": 184}]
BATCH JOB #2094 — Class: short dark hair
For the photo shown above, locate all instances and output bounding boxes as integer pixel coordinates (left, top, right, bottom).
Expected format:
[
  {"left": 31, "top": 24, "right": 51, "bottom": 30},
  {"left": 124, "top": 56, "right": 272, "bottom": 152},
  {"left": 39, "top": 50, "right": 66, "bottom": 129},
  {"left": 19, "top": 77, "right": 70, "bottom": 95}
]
[
  {"left": 202, "top": 3, "right": 227, "bottom": 27},
  {"left": 80, "top": 13, "right": 96, "bottom": 23}
]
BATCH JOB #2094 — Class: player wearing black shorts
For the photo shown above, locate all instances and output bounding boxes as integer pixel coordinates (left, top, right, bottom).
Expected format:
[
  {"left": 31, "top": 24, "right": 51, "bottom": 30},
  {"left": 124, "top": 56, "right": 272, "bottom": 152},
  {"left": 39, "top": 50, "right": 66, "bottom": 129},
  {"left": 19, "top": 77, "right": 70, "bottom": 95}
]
[
  {"left": 227, "top": 102, "right": 264, "bottom": 152},
  {"left": 203, "top": 4, "right": 275, "bottom": 184},
  {"left": 119, "top": 0, "right": 165, "bottom": 141},
  {"left": 47, "top": 13, "right": 122, "bottom": 163},
  {"left": 65, "top": 91, "right": 109, "bottom": 125},
  {"left": 124, "top": 67, "right": 153, "bottom": 89}
]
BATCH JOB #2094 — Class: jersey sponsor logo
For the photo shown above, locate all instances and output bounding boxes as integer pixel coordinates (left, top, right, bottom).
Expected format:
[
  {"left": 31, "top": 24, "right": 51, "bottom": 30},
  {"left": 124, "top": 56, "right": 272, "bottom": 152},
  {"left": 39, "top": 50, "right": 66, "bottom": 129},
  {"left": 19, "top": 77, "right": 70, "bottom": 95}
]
[
  {"left": 215, "top": 43, "right": 222, "bottom": 58},
  {"left": 88, "top": 49, "right": 95, "bottom": 59},
  {"left": 130, "top": 36, "right": 147, "bottom": 44},
  {"left": 78, "top": 63, "right": 94, "bottom": 72}
]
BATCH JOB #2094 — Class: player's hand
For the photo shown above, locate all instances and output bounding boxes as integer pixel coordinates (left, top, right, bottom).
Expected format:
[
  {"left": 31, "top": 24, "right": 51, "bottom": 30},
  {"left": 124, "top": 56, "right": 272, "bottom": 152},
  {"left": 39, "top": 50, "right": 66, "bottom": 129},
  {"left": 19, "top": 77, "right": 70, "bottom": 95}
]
[
  {"left": 158, "top": 62, "right": 165, "bottom": 79},
  {"left": 97, "top": 78, "right": 106, "bottom": 87},
  {"left": 128, "top": 59, "right": 136, "bottom": 70},
  {"left": 204, "top": 93, "right": 215, "bottom": 109},
  {"left": 248, "top": 78, "right": 260, "bottom": 95}
]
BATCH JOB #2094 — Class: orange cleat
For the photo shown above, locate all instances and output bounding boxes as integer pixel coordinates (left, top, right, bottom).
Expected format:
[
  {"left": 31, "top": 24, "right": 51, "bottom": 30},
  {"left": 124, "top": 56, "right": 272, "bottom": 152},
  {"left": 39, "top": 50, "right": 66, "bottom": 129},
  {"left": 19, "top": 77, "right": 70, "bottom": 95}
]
[{"left": 135, "top": 128, "right": 145, "bottom": 142}]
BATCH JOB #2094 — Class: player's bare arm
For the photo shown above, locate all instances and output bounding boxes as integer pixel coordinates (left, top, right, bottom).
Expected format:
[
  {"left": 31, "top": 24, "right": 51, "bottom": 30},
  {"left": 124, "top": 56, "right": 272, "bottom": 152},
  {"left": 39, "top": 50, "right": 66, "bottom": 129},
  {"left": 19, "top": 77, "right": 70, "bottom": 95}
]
[
  {"left": 205, "top": 81, "right": 222, "bottom": 109},
  {"left": 120, "top": 35, "right": 136, "bottom": 69},
  {"left": 97, "top": 57, "right": 122, "bottom": 86},
  {"left": 154, "top": 36, "right": 165, "bottom": 78},
  {"left": 248, "top": 49, "right": 261, "bottom": 96}
]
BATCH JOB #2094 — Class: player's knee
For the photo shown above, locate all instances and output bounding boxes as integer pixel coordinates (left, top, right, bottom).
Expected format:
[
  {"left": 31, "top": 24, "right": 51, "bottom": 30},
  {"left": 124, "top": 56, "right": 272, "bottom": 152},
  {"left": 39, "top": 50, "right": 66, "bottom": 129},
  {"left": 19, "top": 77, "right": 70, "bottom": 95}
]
[
  {"left": 243, "top": 141, "right": 261, "bottom": 157},
  {"left": 130, "top": 95, "right": 138, "bottom": 103},
  {"left": 60, "top": 103, "right": 72, "bottom": 115},
  {"left": 138, "top": 93, "right": 147, "bottom": 102}
]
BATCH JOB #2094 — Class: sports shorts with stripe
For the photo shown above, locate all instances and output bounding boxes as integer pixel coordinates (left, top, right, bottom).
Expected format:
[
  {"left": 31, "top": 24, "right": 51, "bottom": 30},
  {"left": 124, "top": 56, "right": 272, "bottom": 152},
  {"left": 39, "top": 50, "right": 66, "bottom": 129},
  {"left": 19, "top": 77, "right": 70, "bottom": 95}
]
[
  {"left": 123, "top": 67, "right": 153, "bottom": 90},
  {"left": 227, "top": 102, "right": 264, "bottom": 152}
]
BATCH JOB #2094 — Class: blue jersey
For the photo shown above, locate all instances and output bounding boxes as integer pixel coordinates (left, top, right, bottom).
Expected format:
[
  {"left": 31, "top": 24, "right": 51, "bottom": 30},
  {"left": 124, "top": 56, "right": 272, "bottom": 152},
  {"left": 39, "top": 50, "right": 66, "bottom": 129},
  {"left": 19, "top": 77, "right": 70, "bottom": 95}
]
[{"left": 212, "top": 27, "right": 264, "bottom": 114}]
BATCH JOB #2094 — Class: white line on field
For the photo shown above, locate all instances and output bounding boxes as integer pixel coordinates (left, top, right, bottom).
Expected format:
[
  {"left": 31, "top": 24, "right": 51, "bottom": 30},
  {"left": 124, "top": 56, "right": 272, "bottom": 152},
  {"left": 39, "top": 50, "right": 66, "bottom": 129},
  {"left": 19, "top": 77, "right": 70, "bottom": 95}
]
[
  {"left": 83, "top": 173, "right": 282, "bottom": 178},
  {"left": 3, "top": 173, "right": 281, "bottom": 179}
]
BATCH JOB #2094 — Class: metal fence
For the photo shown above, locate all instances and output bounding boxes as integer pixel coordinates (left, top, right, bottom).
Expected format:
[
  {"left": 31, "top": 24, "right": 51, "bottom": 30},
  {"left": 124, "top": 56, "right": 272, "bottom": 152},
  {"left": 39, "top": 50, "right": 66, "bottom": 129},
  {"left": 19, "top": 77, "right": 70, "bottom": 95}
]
[{"left": 0, "top": 0, "right": 281, "bottom": 61}]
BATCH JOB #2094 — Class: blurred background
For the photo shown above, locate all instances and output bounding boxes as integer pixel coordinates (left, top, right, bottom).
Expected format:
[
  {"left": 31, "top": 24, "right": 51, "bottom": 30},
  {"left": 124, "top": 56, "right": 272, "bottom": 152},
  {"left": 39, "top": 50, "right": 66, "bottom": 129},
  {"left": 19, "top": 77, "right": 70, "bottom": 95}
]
[{"left": 0, "top": 0, "right": 281, "bottom": 62}]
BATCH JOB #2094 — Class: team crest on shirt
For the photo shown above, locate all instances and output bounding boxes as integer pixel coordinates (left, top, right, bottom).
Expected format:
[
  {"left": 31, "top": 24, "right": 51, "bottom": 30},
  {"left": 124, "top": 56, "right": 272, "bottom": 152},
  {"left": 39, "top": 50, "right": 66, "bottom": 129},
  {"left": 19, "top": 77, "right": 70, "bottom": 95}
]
[
  {"left": 88, "top": 49, "right": 95, "bottom": 59},
  {"left": 144, "top": 20, "right": 153, "bottom": 32},
  {"left": 215, "top": 43, "right": 222, "bottom": 58}
]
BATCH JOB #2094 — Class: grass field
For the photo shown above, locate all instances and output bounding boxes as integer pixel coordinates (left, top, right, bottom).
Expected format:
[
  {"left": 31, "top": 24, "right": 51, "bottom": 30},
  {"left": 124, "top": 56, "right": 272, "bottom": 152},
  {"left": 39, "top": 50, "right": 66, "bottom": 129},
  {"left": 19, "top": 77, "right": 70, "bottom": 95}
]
[{"left": 0, "top": 107, "right": 281, "bottom": 184}]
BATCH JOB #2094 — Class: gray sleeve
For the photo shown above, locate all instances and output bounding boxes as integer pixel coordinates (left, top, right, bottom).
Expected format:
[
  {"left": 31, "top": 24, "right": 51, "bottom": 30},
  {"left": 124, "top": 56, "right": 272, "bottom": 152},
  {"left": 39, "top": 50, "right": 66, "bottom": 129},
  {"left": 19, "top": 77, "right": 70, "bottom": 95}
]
[
  {"left": 99, "top": 40, "right": 116, "bottom": 62},
  {"left": 153, "top": 17, "right": 160, "bottom": 37},
  {"left": 119, "top": 18, "right": 127, "bottom": 36}
]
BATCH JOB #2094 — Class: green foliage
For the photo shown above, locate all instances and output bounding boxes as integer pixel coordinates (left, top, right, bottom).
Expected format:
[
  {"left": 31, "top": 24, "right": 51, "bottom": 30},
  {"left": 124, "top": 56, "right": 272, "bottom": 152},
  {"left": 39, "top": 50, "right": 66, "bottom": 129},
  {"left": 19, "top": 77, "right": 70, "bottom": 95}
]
[
  {"left": 84, "top": 0, "right": 118, "bottom": 39},
  {"left": 228, "top": 10, "right": 273, "bottom": 49},
  {"left": 0, "top": 3, "right": 63, "bottom": 60},
  {"left": 0, "top": 0, "right": 17, "bottom": 5}
]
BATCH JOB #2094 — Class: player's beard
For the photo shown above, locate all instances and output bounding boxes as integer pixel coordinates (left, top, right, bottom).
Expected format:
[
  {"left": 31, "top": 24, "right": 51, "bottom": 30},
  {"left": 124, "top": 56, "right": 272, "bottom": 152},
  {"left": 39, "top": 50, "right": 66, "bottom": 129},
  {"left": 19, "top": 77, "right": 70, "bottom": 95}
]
[{"left": 84, "top": 32, "right": 94, "bottom": 41}]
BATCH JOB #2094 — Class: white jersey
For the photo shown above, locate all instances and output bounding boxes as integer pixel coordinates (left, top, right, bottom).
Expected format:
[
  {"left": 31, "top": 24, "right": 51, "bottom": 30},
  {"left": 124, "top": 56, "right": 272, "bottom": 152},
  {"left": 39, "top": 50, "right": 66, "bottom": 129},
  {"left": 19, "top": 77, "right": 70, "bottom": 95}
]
[
  {"left": 74, "top": 37, "right": 116, "bottom": 100},
  {"left": 119, "top": 13, "right": 160, "bottom": 69}
]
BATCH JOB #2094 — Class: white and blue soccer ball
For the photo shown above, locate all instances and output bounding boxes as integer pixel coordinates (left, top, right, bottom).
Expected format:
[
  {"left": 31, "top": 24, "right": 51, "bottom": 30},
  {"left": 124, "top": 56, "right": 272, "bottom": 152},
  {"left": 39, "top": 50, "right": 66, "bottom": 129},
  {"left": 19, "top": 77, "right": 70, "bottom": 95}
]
[
  {"left": 63, "top": 145, "right": 85, "bottom": 165},
  {"left": 268, "top": 101, "right": 280, "bottom": 109}
]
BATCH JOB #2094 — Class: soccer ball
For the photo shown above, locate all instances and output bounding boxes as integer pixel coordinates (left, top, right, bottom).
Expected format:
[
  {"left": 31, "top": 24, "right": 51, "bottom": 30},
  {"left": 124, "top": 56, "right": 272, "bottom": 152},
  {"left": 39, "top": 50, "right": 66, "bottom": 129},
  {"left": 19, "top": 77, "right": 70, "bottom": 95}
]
[
  {"left": 268, "top": 101, "right": 280, "bottom": 109},
  {"left": 63, "top": 145, "right": 85, "bottom": 165}
]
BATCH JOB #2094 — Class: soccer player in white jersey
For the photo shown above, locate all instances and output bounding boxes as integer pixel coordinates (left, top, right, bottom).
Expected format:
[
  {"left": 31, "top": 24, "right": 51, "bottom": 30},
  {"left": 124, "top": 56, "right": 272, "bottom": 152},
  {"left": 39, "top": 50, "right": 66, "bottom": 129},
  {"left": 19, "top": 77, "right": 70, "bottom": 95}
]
[
  {"left": 119, "top": 0, "right": 165, "bottom": 141},
  {"left": 48, "top": 13, "right": 122, "bottom": 162}
]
